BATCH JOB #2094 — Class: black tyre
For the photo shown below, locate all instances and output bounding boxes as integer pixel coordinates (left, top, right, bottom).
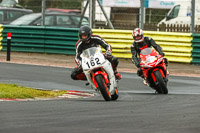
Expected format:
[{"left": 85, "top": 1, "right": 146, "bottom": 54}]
[
  {"left": 154, "top": 70, "right": 168, "bottom": 94},
  {"left": 111, "top": 87, "right": 119, "bottom": 101},
  {"left": 95, "top": 75, "right": 111, "bottom": 101}
]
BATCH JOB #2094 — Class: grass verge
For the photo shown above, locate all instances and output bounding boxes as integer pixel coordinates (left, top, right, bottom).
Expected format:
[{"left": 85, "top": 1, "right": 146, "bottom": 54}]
[{"left": 0, "top": 83, "right": 67, "bottom": 99}]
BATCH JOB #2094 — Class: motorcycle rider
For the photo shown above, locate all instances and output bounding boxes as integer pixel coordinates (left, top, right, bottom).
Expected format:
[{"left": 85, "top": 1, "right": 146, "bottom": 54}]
[
  {"left": 71, "top": 25, "right": 121, "bottom": 81},
  {"left": 131, "top": 28, "right": 168, "bottom": 85}
]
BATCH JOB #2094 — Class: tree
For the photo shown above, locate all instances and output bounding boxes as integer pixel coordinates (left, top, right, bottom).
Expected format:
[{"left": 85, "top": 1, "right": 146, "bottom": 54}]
[{"left": 18, "top": 0, "right": 82, "bottom": 12}]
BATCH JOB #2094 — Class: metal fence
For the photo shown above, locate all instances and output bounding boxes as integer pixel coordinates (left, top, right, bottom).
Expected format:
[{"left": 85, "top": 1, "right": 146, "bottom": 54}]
[{"left": 81, "top": 0, "right": 200, "bottom": 33}]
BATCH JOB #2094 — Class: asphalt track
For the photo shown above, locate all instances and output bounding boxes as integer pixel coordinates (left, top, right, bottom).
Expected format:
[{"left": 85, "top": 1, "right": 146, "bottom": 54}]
[{"left": 0, "top": 62, "right": 200, "bottom": 133}]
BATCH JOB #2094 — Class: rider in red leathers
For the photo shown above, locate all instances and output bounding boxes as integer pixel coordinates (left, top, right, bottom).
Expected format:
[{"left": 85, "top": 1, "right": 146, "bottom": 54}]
[
  {"left": 131, "top": 28, "right": 168, "bottom": 85},
  {"left": 71, "top": 25, "right": 121, "bottom": 81}
]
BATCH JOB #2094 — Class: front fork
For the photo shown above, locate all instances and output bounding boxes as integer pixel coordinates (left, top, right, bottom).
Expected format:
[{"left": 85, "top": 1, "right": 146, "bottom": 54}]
[
  {"left": 151, "top": 68, "right": 165, "bottom": 82},
  {"left": 143, "top": 68, "right": 166, "bottom": 82},
  {"left": 92, "top": 71, "right": 109, "bottom": 88}
]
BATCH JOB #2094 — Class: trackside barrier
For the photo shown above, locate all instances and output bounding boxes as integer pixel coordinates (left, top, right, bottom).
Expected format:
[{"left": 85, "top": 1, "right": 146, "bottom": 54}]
[
  {"left": 192, "top": 34, "right": 200, "bottom": 64},
  {"left": 1, "top": 25, "right": 79, "bottom": 55},
  {"left": 0, "top": 26, "right": 194, "bottom": 64},
  {"left": 92, "top": 29, "right": 193, "bottom": 63},
  {"left": 0, "top": 24, "right": 3, "bottom": 50}
]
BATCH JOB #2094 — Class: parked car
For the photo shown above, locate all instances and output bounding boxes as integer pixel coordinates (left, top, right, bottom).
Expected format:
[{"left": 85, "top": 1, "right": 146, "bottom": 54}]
[
  {"left": 45, "top": 8, "right": 81, "bottom": 14},
  {"left": 9, "top": 12, "right": 89, "bottom": 28},
  {"left": 158, "top": 0, "right": 200, "bottom": 26},
  {"left": 0, "top": 7, "right": 33, "bottom": 24}
]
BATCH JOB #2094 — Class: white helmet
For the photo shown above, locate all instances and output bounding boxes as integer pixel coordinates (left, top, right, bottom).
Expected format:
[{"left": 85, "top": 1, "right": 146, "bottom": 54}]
[{"left": 132, "top": 28, "right": 144, "bottom": 43}]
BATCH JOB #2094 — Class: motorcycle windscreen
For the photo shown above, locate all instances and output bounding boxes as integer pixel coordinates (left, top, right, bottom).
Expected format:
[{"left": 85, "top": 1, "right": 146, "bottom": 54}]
[{"left": 81, "top": 47, "right": 98, "bottom": 58}]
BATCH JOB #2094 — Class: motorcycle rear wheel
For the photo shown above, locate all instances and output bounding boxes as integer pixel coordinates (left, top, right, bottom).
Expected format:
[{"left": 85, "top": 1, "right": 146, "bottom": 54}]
[
  {"left": 154, "top": 70, "right": 168, "bottom": 94},
  {"left": 95, "top": 75, "right": 112, "bottom": 101}
]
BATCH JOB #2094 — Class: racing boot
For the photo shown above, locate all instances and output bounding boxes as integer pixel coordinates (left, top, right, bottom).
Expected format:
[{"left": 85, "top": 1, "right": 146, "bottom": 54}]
[
  {"left": 76, "top": 73, "right": 87, "bottom": 80},
  {"left": 113, "top": 65, "right": 121, "bottom": 80},
  {"left": 143, "top": 78, "right": 149, "bottom": 86},
  {"left": 164, "top": 58, "right": 169, "bottom": 75},
  {"left": 115, "top": 71, "right": 121, "bottom": 80},
  {"left": 167, "top": 69, "right": 169, "bottom": 75}
]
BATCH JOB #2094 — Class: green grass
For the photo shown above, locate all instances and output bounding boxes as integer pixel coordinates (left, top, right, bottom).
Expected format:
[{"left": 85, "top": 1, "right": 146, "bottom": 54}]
[{"left": 0, "top": 83, "right": 67, "bottom": 99}]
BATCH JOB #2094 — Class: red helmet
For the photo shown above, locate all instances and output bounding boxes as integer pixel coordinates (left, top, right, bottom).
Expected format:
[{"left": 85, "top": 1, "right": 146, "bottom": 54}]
[{"left": 132, "top": 28, "right": 144, "bottom": 43}]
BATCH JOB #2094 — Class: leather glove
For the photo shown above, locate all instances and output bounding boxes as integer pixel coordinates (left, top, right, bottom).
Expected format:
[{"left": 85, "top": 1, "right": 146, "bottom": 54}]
[
  {"left": 77, "top": 60, "right": 82, "bottom": 67},
  {"left": 105, "top": 50, "right": 112, "bottom": 56},
  {"left": 160, "top": 53, "right": 165, "bottom": 57}
]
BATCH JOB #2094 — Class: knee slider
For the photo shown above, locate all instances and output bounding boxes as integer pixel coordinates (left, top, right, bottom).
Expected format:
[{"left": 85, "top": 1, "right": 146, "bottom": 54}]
[
  {"left": 71, "top": 72, "right": 77, "bottom": 80},
  {"left": 164, "top": 58, "right": 168, "bottom": 66},
  {"left": 137, "top": 69, "right": 143, "bottom": 77}
]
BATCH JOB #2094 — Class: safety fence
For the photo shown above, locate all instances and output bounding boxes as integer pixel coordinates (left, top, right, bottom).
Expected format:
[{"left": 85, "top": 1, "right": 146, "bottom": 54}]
[
  {"left": 0, "top": 25, "right": 79, "bottom": 55},
  {"left": 0, "top": 25, "right": 199, "bottom": 64},
  {"left": 93, "top": 29, "right": 193, "bottom": 63},
  {"left": 105, "top": 23, "right": 200, "bottom": 33},
  {"left": 0, "top": 25, "right": 3, "bottom": 50},
  {"left": 192, "top": 34, "right": 200, "bottom": 64}
]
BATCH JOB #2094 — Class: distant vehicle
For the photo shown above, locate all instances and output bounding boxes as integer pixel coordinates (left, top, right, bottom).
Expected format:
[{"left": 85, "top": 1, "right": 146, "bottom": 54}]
[
  {"left": 158, "top": 0, "right": 200, "bottom": 25},
  {"left": 46, "top": 8, "right": 81, "bottom": 14},
  {"left": 0, "top": 7, "right": 33, "bottom": 24},
  {"left": 0, "top": 0, "right": 22, "bottom": 8},
  {"left": 9, "top": 12, "right": 89, "bottom": 28}
]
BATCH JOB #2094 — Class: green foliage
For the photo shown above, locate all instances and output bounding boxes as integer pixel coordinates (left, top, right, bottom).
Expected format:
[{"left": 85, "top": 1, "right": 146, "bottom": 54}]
[
  {"left": 19, "top": 0, "right": 82, "bottom": 12},
  {"left": 0, "top": 83, "right": 67, "bottom": 99}
]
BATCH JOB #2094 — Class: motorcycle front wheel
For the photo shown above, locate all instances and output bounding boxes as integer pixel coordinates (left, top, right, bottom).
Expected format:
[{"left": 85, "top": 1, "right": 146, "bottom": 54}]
[
  {"left": 154, "top": 70, "right": 168, "bottom": 94},
  {"left": 95, "top": 75, "right": 112, "bottom": 101}
]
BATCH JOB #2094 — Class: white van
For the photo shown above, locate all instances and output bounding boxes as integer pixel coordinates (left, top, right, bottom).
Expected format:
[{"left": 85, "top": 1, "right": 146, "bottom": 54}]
[{"left": 158, "top": 0, "right": 200, "bottom": 25}]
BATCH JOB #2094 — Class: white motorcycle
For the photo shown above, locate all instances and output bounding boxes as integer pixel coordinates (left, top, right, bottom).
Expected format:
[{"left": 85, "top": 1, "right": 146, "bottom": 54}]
[{"left": 81, "top": 47, "right": 119, "bottom": 101}]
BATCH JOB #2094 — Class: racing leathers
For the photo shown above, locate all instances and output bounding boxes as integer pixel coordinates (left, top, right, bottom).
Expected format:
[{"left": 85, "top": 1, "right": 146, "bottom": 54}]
[
  {"left": 71, "top": 35, "right": 119, "bottom": 80},
  {"left": 131, "top": 37, "right": 167, "bottom": 77}
]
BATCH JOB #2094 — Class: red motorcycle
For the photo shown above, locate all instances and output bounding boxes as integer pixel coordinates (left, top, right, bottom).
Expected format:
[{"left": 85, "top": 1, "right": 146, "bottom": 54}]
[{"left": 139, "top": 47, "right": 168, "bottom": 94}]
